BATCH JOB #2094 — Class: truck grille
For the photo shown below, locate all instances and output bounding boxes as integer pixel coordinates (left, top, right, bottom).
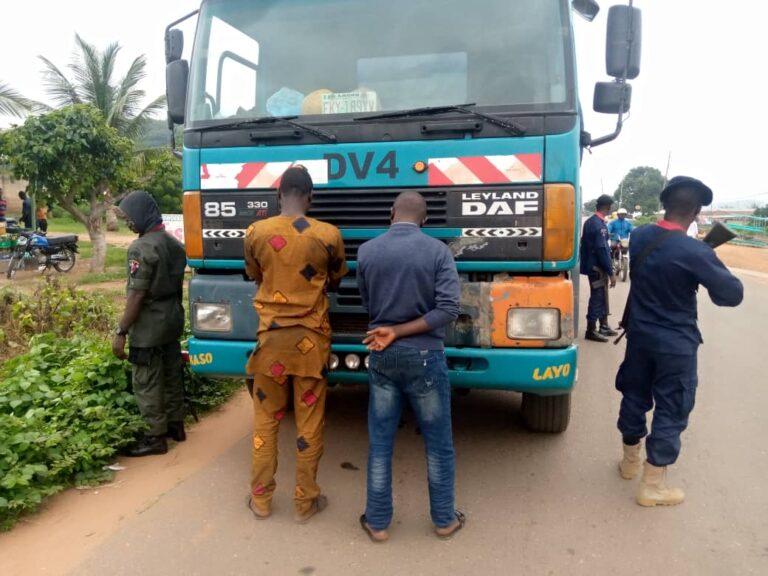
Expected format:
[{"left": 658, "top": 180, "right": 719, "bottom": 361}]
[
  {"left": 336, "top": 278, "right": 363, "bottom": 307},
  {"left": 308, "top": 188, "right": 447, "bottom": 228},
  {"left": 329, "top": 312, "right": 370, "bottom": 334},
  {"left": 341, "top": 236, "right": 450, "bottom": 262}
]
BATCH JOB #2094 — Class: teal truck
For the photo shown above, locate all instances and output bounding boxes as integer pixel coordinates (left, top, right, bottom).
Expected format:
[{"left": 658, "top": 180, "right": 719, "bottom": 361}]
[{"left": 164, "top": 0, "right": 642, "bottom": 432}]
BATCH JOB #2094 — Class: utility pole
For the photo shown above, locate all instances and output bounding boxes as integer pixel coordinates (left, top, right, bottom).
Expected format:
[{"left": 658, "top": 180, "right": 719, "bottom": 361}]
[
  {"left": 662, "top": 151, "right": 672, "bottom": 186},
  {"left": 660, "top": 151, "right": 672, "bottom": 213},
  {"left": 619, "top": 181, "right": 624, "bottom": 209}
]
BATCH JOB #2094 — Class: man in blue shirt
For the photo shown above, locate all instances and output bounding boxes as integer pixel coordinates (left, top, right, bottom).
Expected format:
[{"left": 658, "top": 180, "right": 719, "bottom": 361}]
[
  {"left": 580, "top": 194, "right": 617, "bottom": 342},
  {"left": 615, "top": 176, "right": 743, "bottom": 507},
  {"left": 608, "top": 207, "right": 633, "bottom": 243},
  {"left": 357, "top": 191, "right": 463, "bottom": 542}
]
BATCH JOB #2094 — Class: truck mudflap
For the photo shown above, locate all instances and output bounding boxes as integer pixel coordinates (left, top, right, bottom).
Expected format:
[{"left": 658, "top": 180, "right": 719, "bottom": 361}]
[{"left": 187, "top": 338, "right": 577, "bottom": 395}]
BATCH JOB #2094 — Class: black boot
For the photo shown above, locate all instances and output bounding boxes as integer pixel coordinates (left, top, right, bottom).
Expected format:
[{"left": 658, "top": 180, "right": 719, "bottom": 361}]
[
  {"left": 585, "top": 321, "right": 608, "bottom": 342},
  {"left": 123, "top": 435, "right": 168, "bottom": 457},
  {"left": 599, "top": 322, "right": 618, "bottom": 337},
  {"left": 166, "top": 421, "right": 187, "bottom": 442}
]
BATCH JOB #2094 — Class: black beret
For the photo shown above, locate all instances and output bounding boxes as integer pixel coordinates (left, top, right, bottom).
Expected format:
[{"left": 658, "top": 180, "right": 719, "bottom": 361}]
[
  {"left": 595, "top": 194, "right": 614, "bottom": 208},
  {"left": 660, "top": 176, "right": 713, "bottom": 207}
]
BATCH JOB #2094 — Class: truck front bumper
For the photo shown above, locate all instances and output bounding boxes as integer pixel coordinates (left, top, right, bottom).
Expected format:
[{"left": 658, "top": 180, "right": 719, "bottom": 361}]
[{"left": 187, "top": 338, "right": 577, "bottom": 395}]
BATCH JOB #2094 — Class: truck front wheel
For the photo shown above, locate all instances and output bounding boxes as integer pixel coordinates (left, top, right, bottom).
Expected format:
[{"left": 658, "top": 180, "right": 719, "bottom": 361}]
[{"left": 521, "top": 392, "right": 571, "bottom": 433}]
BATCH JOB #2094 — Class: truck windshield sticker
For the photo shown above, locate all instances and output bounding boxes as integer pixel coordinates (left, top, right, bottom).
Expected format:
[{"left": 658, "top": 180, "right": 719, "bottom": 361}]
[
  {"left": 321, "top": 91, "right": 380, "bottom": 114},
  {"left": 428, "top": 154, "right": 542, "bottom": 186},
  {"left": 201, "top": 159, "right": 328, "bottom": 190}
]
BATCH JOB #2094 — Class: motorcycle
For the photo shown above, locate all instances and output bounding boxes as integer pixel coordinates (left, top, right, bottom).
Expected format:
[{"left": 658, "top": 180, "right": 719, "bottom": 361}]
[
  {"left": 612, "top": 238, "right": 629, "bottom": 282},
  {"left": 5, "top": 230, "right": 79, "bottom": 279}
]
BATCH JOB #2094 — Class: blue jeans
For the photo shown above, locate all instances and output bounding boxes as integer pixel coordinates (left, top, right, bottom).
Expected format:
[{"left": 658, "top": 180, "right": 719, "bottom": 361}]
[
  {"left": 616, "top": 344, "right": 698, "bottom": 466},
  {"left": 364, "top": 346, "right": 456, "bottom": 531}
]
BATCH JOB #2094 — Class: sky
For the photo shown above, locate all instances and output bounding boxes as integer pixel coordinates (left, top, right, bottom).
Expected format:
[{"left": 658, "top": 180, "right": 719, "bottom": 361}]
[{"left": 1, "top": 0, "right": 766, "bottom": 207}]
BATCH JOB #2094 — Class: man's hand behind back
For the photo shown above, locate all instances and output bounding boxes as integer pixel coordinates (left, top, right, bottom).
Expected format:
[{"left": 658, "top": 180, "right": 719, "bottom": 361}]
[{"left": 363, "top": 327, "right": 397, "bottom": 351}]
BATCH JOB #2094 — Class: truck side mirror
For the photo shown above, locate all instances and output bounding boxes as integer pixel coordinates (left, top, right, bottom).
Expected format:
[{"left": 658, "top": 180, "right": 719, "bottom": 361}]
[
  {"left": 166, "top": 59, "right": 189, "bottom": 125},
  {"left": 165, "top": 28, "right": 184, "bottom": 63},
  {"left": 606, "top": 5, "right": 642, "bottom": 79},
  {"left": 593, "top": 81, "right": 632, "bottom": 114},
  {"left": 572, "top": 0, "right": 600, "bottom": 22}
]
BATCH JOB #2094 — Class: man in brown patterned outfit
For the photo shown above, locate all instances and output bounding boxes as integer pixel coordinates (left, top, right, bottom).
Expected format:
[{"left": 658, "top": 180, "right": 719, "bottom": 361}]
[{"left": 243, "top": 166, "right": 347, "bottom": 522}]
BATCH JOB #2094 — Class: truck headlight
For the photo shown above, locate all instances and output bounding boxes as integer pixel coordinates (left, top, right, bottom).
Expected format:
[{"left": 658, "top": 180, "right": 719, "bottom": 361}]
[
  {"left": 193, "top": 303, "right": 232, "bottom": 332},
  {"left": 507, "top": 308, "right": 561, "bottom": 340}
]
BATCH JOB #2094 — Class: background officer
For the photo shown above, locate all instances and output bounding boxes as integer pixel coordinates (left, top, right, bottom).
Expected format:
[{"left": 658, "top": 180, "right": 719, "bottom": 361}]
[
  {"left": 580, "top": 194, "right": 616, "bottom": 342},
  {"left": 112, "top": 190, "right": 187, "bottom": 457},
  {"left": 615, "top": 176, "right": 743, "bottom": 506}
]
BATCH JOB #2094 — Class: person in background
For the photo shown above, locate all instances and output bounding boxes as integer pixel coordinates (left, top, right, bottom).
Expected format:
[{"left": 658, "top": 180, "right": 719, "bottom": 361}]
[
  {"left": 357, "top": 191, "right": 464, "bottom": 543},
  {"left": 615, "top": 176, "right": 743, "bottom": 507},
  {"left": 686, "top": 216, "right": 699, "bottom": 238},
  {"left": 18, "top": 190, "right": 32, "bottom": 229},
  {"left": 243, "top": 166, "right": 347, "bottom": 523},
  {"left": 608, "top": 207, "right": 633, "bottom": 244},
  {"left": 112, "top": 190, "right": 187, "bottom": 457},
  {"left": 580, "top": 194, "right": 617, "bottom": 342},
  {"left": 0, "top": 187, "right": 7, "bottom": 222},
  {"left": 36, "top": 204, "right": 48, "bottom": 233}
]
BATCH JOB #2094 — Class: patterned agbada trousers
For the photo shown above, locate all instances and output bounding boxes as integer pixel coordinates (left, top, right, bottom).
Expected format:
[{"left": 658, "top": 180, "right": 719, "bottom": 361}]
[
  {"left": 248, "top": 326, "right": 329, "bottom": 516},
  {"left": 243, "top": 213, "right": 347, "bottom": 515}
]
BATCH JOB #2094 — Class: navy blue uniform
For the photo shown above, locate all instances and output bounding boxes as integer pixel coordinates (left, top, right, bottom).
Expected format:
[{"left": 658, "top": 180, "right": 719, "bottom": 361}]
[
  {"left": 580, "top": 213, "right": 613, "bottom": 322},
  {"left": 616, "top": 223, "right": 743, "bottom": 466}
]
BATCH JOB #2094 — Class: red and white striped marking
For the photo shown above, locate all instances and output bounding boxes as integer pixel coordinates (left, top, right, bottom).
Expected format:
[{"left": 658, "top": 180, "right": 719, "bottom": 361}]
[
  {"left": 200, "top": 160, "right": 328, "bottom": 190},
  {"left": 428, "top": 154, "right": 542, "bottom": 186}
]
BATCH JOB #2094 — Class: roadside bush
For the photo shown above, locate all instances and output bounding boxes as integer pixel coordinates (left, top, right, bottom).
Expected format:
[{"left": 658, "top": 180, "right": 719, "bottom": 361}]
[
  {"left": 0, "top": 277, "right": 113, "bottom": 359},
  {"left": 633, "top": 214, "right": 659, "bottom": 226},
  {"left": 0, "top": 280, "right": 243, "bottom": 530},
  {"left": 0, "top": 335, "right": 145, "bottom": 530}
]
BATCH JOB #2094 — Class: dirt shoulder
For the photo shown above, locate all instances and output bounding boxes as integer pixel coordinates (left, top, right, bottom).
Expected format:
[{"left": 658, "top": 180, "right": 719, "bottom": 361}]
[
  {"left": 0, "top": 390, "right": 252, "bottom": 576},
  {"left": 715, "top": 243, "right": 768, "bottom": 274}
]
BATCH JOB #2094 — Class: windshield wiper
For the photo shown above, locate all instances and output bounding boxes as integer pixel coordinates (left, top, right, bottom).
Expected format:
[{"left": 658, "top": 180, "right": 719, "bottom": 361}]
[
  {"left": 354, "top": 103, "right": 526, "bottom": 136},
  {"left": 197, "top": 116, "right": 337, "bottom": 143}
]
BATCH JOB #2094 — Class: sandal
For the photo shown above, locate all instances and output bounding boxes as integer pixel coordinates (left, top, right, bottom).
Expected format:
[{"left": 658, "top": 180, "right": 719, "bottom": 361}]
[
  {"left": 435, "top": 510, "right": 466, "bottom": 540},
  {"left": 294, "top": 494, "right": 328, "bottom": 523},
  {"left": 245, "top": 495, "right": 271, "bottom": 520},
  {"left": 359, "top": 514, "right": 389, "bottom": 543}
]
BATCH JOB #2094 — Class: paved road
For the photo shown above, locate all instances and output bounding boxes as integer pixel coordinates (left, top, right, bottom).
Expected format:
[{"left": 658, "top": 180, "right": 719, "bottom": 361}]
[{"left": 70, "top": 272, "right": 768, "bottom": 576}]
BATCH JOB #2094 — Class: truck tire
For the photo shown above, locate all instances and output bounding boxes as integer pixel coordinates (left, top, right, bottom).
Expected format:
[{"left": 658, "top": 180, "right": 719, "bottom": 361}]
[{"left": 521, "top": 392, "right": 571, "bottom": 433}]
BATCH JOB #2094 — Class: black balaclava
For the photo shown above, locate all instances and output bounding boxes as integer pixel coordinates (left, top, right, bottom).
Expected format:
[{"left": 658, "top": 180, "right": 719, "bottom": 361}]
[{"left": 118, "top": 190, "right": 163, "bottom": 235}]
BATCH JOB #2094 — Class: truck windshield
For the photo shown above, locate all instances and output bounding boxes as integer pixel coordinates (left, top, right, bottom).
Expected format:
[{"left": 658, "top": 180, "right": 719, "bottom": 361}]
[{"left": 188, "top": 0, "right": 572, "bottom": 125}]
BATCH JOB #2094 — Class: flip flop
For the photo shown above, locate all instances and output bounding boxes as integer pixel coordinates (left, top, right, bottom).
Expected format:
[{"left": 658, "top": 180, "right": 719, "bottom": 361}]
[
  {"left": 359, "top": 514, "right": 389, "bottom": 543},
  {"left": 294, "top": 494, "right": 328, "bottom": 523},
  {"left": 245, "top": 495, "right": 271, "bottom": 520},
  {"left": 435, "top": 510, "right": 466, "bottom": 540}
]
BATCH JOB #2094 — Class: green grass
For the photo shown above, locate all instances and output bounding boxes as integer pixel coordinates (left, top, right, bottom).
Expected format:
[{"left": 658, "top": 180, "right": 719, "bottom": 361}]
[
  {"left": 47, "top": 212, "right": 130, "bottom": 235},
  {"left": 75, "top": 243, "right": 127, "bottom": 285},
  {"left": 78, "top": 271, "right": 126, "bottom": 285},
  {"left": 78, "top": 242, "right": 127, "bottom": 268},
  {"left": 47, "top": 213, "right": 87, "bottom": 235}
]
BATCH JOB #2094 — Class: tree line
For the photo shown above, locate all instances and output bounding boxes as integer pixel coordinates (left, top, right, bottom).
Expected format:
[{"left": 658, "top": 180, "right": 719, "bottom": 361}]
[
  {"left": 0, "top": 35, "right": 181, "bottom": 272},
  {"left": 583, "top": 166, "right": 665, "bottom": 215},
  {"left": 584, "top": 167, "right": 767, "bottom": 218}
]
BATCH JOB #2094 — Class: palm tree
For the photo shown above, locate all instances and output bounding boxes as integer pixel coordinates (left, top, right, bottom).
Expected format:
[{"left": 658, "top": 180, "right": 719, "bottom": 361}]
[
  {"left": 38, "top": 34, "right": 167, "bottom": 233},
  {"left": 0, "top": 81, "right": 35, "bottom": 118},
  {"left": 39, "top": 34, "right": 165, "bottom": 139}
]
